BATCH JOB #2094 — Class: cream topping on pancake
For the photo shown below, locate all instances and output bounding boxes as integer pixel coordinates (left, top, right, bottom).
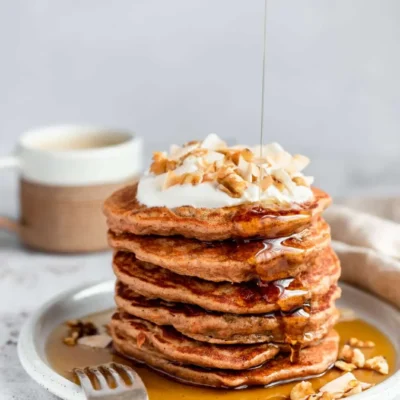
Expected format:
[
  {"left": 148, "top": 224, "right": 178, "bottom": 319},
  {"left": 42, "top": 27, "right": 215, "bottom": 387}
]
[{"left": 137, "top": 134, "right": 314, "bottom": 208}]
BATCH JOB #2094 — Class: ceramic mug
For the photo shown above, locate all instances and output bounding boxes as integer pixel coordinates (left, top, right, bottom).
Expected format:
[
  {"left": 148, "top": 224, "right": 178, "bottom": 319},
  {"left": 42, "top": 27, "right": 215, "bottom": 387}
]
[{"left": 0, "top": 125, "right": 142, "bottom": 252}]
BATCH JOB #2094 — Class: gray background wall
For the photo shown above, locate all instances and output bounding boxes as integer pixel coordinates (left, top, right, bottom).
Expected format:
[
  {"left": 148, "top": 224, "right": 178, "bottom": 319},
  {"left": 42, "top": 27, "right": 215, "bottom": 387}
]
[{"left": 1, "top": 0, "right": 400, "bottom": 208}]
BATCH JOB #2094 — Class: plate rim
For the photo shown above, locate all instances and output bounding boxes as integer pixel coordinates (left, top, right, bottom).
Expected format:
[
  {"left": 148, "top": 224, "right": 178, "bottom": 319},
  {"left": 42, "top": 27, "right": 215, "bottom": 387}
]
[
  {"left": 18, "top": 280, "right": 114, "bottom": 400},
  {"left": 18, "top": 280, "right": 400, "bottom": 400}
]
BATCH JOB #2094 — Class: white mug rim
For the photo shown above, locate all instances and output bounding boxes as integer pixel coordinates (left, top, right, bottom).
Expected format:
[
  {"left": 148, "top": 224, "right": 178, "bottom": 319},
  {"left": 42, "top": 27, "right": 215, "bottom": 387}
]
[
  {"left": 18, "top": 124, "right": 138, "bottom": 158},
  {"left": 8, "top": 124, "right": 143, "bottom": 186}
]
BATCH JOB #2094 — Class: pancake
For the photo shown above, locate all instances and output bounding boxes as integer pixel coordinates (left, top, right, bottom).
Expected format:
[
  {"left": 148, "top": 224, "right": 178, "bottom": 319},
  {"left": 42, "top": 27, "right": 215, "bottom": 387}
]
[
  {"left": 115, "top": 282, "right": 341, "bottom": 344},
  {"left": 104, "top": 183, "right": 331, "bottom": 241},
  {"left": 108, "top": 218, "right": 331, "bottom": 283},
  {"left": 112, "top": 328, "right": 339, "bottom": 388},
  {"left": 111, "top": 313, "right": 280, "bottom": 370},
  {"left": 112, "top": 247, "right": 340, "bottom": 315}
]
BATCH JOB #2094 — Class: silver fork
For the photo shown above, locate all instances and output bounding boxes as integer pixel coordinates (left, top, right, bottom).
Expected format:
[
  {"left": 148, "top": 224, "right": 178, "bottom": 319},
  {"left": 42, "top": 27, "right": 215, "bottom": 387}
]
[{"left": 74, "top": 362, "right": 148, "bottom": 400}]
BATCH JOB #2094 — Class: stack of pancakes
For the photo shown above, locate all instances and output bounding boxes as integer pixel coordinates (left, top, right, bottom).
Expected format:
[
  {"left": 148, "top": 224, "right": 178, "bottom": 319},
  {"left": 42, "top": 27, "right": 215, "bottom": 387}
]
[{"left": 104, "top": 183, "right": 341, "bottom": 388}]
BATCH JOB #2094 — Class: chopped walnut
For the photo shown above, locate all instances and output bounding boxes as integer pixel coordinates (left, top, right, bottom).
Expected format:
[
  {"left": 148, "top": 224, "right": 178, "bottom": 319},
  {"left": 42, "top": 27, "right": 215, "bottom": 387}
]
[
  {"left": 339, "top": 345, "right": 353, "bottom": 362},
  {"left": 181, "top": 172, "right": 203, "bottom": 185},
  {"left": 149, "top": 134, "right": 313, "bottom": 198},
  {"left": 334, "top": 361, "right": 357, "bottom": 372},
  {"left": 217, "top": 166, "right": 247, "bottom": 198},
  {"left": 348, "top": 338, "right": 375, "bottom": 348},
  {"left": 364, "top": 356, "right": 389, "bottom": 375},
  {"left": 63, "top": 319, "right": 98, "bottom": 346},
  {"left": 351, "top": 348, "right": 365, "bottom": 368},
  {"left": 290, "top": 381, "right": 315, "bottom": 400},
  {"left": 150, "top": 152, "right": 177, "bottom": 175},
  {"left": 339, "top": 345, "right": 364, "bottom": 367}
]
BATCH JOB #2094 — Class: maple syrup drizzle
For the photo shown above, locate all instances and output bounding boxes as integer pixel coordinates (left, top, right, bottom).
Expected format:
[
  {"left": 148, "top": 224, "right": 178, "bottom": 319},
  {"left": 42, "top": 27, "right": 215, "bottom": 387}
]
[{"left": 45, "top": 310, "right": 396, "bottom": 400}]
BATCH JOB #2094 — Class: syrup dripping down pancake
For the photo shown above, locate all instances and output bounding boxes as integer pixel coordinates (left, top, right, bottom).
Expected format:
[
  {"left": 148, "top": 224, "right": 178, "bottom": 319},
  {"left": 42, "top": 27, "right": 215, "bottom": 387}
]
[
  {"left": 111, "top": 328, "right": 339, "bottom": 388},
  {"left": 115, "top": 282, "right": 340, "bottom": 345},
  {"left": 104, "top": 183, "right": 331, "bottom": 241},
  {"left": 111, "top": 313, "right": 280, "bottom": 370},
  {"left": 112, "top": 247, "right": 340, "bottom": 315},
  {"left": 108, "top": 218, "right": 330, "bottom": 283}
]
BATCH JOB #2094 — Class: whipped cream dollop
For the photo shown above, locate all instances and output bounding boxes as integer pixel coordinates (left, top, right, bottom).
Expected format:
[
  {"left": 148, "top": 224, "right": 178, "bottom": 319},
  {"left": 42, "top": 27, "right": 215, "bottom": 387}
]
[{"left": 137, "top": 134, "right": 314, "bottom": 209}]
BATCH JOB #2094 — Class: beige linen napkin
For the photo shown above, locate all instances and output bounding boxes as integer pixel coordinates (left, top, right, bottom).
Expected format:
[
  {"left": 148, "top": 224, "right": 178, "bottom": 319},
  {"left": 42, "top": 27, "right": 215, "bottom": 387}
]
[{"left": 325, "top": 203, "right": 400, "bottom": 309}]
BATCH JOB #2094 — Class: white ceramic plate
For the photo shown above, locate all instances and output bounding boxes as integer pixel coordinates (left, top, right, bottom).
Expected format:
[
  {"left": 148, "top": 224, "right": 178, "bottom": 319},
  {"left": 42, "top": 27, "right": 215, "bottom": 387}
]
[{"left": 18, "top": 281, "right": 400, "bottom": 400}]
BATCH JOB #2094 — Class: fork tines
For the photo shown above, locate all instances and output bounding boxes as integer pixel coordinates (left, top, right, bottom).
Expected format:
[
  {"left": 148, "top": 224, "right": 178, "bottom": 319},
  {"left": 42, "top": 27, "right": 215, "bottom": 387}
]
[{"left": 74, "top": 362, "right": 136, "bottom": 391}]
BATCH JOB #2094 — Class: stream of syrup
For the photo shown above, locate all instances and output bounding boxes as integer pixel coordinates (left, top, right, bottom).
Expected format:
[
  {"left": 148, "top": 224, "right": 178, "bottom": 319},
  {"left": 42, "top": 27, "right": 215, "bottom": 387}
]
[{"left": 46, "top": 309, "right": 396, "bottom": 400}]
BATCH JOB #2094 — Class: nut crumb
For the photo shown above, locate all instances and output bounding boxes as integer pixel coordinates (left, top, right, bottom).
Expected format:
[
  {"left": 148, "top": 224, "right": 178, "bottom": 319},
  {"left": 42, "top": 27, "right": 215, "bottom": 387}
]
[
  {"left": 348, "top": 338, "right": 375, "bottom": 348},
  {"left": 364, "top": 356, "right": 389, "bottom": 375},
  {"left": 334, "top": 361, "right": 357, "bottom": 372},
  {"left": 290, "top": 381, "right": 315, "bottom": 400},
  {"left": 63, "top": 319, "right": 98, "bottom": 346},
  {"left": 338, "top": 345, "right": 365, "bottom": 367}
]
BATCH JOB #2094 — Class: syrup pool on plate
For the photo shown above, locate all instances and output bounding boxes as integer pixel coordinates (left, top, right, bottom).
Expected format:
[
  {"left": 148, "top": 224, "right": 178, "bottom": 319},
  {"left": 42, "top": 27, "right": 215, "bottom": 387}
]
[{"left": 46, "top": 309, "right": 396, "bottom": 400}]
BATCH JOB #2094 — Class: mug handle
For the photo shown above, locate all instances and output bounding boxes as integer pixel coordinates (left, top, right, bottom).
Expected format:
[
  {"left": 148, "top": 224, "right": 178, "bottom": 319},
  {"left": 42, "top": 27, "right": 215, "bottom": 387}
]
[{"left": 0, "top": 155, "right": 21, "bottom": 233}]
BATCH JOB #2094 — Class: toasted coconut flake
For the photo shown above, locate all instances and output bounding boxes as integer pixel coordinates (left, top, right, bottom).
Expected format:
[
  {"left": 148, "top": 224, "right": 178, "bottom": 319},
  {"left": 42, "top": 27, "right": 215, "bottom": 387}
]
[
  {"left": 181, "top": 148, "right": 208, "bottom": 162},
  {"left": 272, "top": 168, "right": 297, "bottom": 194},
  {"left": 320, "top": 373, "right": 357, "bottom": 394},
  {"left": 290, "top": 381, "right": 315, "bottom": 400},
  {"left": 163, "top": 171, "right": 180, "bottom": 190},
  {"left": 77, "top": 334, "right": 112, "bottom": 349},
  {"left": 293, "top": 176, "right": 309, "bottom": 187},
  {"left": 335, "top": 361, "right": 357, "bottom": 372},
  {"left": 170, "top": 143, "right": 200, "bottom": 161},
  {"left": 319, "top": 393, "right": 342, "bottom": 400},
  {"left": 236, "top": 157, "right": 251, "bottom": 180},
  {"left": 203, "top": 173, "right": 214, "bottom": 182},
  {"left": 348, "top": 338, "right": 375, "bottom": 348},
  {"left": 260, "top": 175, "right": 273, "bottom": 191},
  {"left": 201, "top": 133, "right": 227, "bottom": 150},
  {"left": 292, "top": 154, "right": 310, "bottom": 172},
  {"left": 185, "top": 140, "right": 201, "bottom": 146},
  {"left": 364, "top": 356, "right": 389, "bottom": 375},
  {"left": 181, "top": 172, "right": 203, "bottom": 185},
  {"left": 360, "top": 381, "right": 374, "bottom": 390},
  {"left": 169, "top": 144, "right": 181, "bottom": 156},
  {"left": 343, "top": 380, "right": 362, "bottom": 396},
  {"left": 266, "top": 152, "right": 292, "bottom": 169},
  {"left": 150, "top": 134, "right": 313, "bottom": 198},
  {"left": 338, "top": 308, "right": 357, "bottom": 322}
]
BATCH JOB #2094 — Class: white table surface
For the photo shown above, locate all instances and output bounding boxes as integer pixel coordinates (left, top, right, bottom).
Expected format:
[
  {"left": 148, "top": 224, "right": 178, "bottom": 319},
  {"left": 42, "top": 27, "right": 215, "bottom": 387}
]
[{"left": 0, "top": 230, "right": 114, "bottom": 400}]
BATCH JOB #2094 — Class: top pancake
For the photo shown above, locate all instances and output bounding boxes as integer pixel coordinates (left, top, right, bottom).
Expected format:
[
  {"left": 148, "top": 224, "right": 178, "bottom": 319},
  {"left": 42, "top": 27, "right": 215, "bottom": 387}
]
[{"left": 104, "top": 183, "right": 331, "bottom": 240}]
